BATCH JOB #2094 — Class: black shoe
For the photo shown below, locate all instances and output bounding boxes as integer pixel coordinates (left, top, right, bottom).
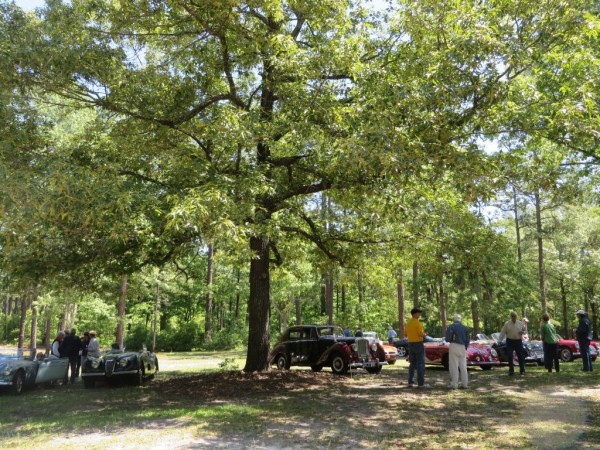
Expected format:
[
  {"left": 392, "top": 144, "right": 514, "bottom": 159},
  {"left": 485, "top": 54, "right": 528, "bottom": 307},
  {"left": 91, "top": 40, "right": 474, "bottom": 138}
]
[
  {"left": 548, "top": 370, "right": 552, "bottom": 373},
  {"left": 508, "top": 372, "right": 514, "bottom": 376}
]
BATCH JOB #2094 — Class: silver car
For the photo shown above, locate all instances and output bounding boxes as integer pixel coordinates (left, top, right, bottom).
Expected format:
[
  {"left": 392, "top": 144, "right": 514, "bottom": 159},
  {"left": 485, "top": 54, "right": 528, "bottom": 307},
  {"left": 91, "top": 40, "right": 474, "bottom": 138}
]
[{"left": 0, "top": 350, "right": 69, "bottom": 395}]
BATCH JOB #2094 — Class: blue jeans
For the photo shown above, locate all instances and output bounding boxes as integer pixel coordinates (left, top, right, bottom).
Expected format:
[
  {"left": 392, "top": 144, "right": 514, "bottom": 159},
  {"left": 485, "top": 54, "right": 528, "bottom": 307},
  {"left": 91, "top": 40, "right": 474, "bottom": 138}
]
[
  {"left": 408, "top": 342, "right": 425, "bottom": 386},
  {"left": 579, "top": 340, "right": 593, "bottom": 371}
]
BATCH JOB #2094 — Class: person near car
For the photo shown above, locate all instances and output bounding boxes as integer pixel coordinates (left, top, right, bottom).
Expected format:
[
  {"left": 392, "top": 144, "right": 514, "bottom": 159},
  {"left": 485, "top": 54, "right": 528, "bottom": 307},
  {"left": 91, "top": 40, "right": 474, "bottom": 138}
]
[
  {"left": 521, "top": 317, "right": 530, "bottom": 341},
  {"left": 498, "top": 311, "right": 526, "bottom": 375},
  {"left": 540, "top": 313, "right": 560, "bottom": 373},
  {"left": 87, "top": 330, "right": 101, "bottom": 358},
  {"left": 79, "top": 331, "right": 90, "bottom": 372},
  {"left": 445, "top": 314, "right": 469, "bottom": 389},
  {"left": 387, "top": 325, "right": 397, "bottom": 344},
  {"left": 61, "top": 327, "right": 82, "bottom": 384},
  {"left": 576, "top": 310, "right": 593, "bottom": 372},
  {"left": 405, "top": 307, "right": 428, "bottom": 388},
  {"left": 355, "top": 328, "right": 363, "bottom": 337},
  {"left": 50, "top": 331, "right": 65, "bottom": 359}
]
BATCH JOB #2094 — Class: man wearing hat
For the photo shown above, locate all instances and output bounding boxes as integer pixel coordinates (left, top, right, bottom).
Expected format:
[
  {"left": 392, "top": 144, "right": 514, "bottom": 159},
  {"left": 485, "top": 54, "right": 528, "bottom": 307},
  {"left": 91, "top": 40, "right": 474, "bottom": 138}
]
[
  {"left": 445, "top": 314, "right": 469, "bottom": 389},
  {"left": 575, "top": 310, "right": 593, "bottom": 372},
  {"left": 405, "top": 307, "right": 428, "bottom": 388}
]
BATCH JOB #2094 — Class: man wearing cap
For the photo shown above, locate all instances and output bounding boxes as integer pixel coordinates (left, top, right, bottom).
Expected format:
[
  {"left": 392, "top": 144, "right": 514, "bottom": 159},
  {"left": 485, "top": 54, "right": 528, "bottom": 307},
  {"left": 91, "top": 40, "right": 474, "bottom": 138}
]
[
  {"left": 498, "top": 311, "right": 526, "bottom": 376},
  {"left": 575, "top": 310, "right": 593, "bottom": 372},
  {"left": 405, "top": 307, "right": 428, "bottom": 388},
  {"left": 445, "top": 314, "right": 469, "bottom": 389}
]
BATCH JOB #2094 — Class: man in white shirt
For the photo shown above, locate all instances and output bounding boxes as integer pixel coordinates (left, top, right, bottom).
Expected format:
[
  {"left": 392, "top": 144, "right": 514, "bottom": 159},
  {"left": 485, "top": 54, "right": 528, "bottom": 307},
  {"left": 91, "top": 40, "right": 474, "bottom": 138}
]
[{"left": 499, "top": 311, "right": 526, "bottom": 375}]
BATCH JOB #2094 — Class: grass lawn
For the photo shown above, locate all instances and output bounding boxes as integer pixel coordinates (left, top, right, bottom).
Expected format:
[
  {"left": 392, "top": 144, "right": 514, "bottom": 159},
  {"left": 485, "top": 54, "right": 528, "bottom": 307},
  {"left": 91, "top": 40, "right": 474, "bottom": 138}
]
[{"left": 0, "top": 351, "right": 598, "bottom": 449}]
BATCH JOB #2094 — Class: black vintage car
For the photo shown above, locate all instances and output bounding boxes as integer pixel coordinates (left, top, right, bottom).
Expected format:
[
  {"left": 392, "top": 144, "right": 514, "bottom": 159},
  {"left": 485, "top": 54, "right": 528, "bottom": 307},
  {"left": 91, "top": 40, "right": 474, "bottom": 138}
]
[
  {"left": 269, "top": 325, "right": 386, "bottom": 375},
  {"left": 82, "top": 348, "right": 159, "bottom": 388}
]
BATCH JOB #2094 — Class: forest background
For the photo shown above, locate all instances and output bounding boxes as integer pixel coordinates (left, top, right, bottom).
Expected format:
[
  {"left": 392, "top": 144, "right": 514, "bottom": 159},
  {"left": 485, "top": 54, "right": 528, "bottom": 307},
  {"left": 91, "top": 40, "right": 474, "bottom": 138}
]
[{"left": 1, "top": 0, "right": 600, "bottom": 372}]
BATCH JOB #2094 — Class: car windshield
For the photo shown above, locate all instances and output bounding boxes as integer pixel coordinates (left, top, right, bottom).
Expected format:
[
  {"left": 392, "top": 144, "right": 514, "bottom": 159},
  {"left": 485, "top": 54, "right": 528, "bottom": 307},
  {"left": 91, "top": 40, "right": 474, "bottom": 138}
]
[
  {"left": 362, "top": 332, "right": 378, "bottom": 339},
  {"left": 477, "top": 334, "right": 490, "bottom": 340},
  {"left": 0, "top": 348, "right": 24, "bottom": 358},
  {"left": 317, "top": 327, "right": 344, "bottom": 337}
]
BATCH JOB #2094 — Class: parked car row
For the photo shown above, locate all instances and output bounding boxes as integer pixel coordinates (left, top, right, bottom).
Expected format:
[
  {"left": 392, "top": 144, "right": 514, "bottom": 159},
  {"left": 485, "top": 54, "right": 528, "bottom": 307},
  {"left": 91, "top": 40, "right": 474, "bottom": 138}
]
[{"left": 0, "top": 347, "right": 158, "bottom": 394}]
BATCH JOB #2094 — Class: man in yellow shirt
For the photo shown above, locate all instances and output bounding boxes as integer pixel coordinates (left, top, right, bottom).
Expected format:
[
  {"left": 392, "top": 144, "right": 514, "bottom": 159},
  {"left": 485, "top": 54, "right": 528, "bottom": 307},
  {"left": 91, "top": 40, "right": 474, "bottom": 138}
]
[{"left": 405, "top": 307, "right": 429, "bottom": 388}]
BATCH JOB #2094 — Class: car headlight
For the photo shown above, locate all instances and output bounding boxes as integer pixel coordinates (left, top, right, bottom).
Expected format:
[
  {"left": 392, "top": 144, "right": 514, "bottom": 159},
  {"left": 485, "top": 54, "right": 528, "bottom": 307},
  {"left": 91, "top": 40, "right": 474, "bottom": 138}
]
[
  {"left": 119, "top": 357, "right": 133, "bottom": 367},
  {"left": 371, "top": 344, "right": 378, "bottom": 352},
  {"left": 0, "top": 364, "right": 10, "bottom": 376},
  {"left": 90, "top": 358, "right": 100, "bottom": 369},
  {"left": 491, "top": 349, "right": 498, "bottom": 357},
  {"left": 575, "top": 342, "right": 580, "bottom": 350},
  {"left": 351, "top": 344, "right": 358, "bottom": 352}
]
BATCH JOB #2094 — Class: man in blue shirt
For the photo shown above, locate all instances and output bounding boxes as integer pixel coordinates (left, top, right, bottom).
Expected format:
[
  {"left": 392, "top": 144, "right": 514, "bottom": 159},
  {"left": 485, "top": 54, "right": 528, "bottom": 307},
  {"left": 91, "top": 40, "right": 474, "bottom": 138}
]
[
  {"left": 576, "top": 310, "right": 593, "bottom": 372},
  {"left": 445, "top": 314, "right": 470, "bottom": 389}
]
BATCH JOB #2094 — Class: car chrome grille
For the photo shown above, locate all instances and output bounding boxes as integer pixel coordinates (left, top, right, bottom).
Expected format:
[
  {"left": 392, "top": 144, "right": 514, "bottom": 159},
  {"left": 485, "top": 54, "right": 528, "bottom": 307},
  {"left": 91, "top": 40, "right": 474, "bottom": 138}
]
[
  {"left": 356, "top": 338, "right": 370, "bottom": 359},
  {"left": 105, "top": 358, "right": 116, "bottom": 376}
]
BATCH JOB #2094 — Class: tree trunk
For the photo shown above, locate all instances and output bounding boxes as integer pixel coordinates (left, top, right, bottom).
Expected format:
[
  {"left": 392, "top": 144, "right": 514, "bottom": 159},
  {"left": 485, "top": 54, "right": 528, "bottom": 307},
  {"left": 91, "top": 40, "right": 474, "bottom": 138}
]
[
  {"left": 591, "top": 300, "right": 598, "bottom": 340},
  {"left": 205, "top": 242, "right": 215, "bottom": 343},
  {"left": 235, "top": 268, "right": 240, "bottom": 318},
  {"left": 438, "top": 277, "right": 447, "bottom": 336},
  {"left": 357, "top": 269, "right": 364, "bottom": 328},
  {"left": 412, "top": 261, "right": 419, "bottom": 308},
  {"left": 325, "top": 271, "right": 334, "bottom": 325},
  {"left": 30, "top": 287, "right": 39, "bottom": 358},
  {"left": 513, "top": 186, "right": 522, "bottom": 263},
  {"left": 295, "top": 296, "right": 301, "bottom": 325},
  {"left": 17, "top": 296, "right": 27, "bottom": 355},
  {"left": 397, "top": 271, "right": 405, "bottom": 339},
  {"left": 560, "top": 277, "right": 569, "bottom": 339},
  {"left": 534, "top": 190, "right": 547, "bottom": 312},
  {"left": 243, "top": 235, "right": 271, "bottom": 372},
  {"left": 115, "top": 274, "right": 128, "bottom": 349},
  {"left": 43, "top": 308, "right": 52, "bottom": 353},
  {"left": 341, "top": 284, "right": 346, "bottom": 320},
  {"left": 468, "top": 272, "right": 481, "bottom": 336}
]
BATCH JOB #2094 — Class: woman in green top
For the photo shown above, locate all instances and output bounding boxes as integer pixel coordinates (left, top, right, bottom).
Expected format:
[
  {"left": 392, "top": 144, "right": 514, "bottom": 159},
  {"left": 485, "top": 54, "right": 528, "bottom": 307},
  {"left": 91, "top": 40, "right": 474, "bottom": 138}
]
[{"left": 540, "top": 313, "right": 560, "bottom": 373}]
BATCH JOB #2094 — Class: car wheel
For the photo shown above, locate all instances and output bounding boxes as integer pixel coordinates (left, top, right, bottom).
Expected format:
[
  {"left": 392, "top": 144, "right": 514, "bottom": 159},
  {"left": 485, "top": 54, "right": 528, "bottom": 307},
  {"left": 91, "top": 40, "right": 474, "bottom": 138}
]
[
  {"left": 275, "top": 354, "right": 290, "bottom": 370},
  {"left": 387, "top": 359, "right": 397, "bottom": 365},
  {"left": 366, "top": 365, "right": 382, "bottom": 374},
  {"left": 330, "top": 354, "right": 349, "bottom": 375},
  {"left": 559, "top": 347, "right": 573, "bottom": 362},
  {"left": 592, "top": 356, "right": 597, "bottom": 362},
  {"left": 442, "top": 355, "right": 449, "bottom": 371},
  {"left": 11, "top": 371, "right": 25, "bottom": 395},
  {"left": 310, "top": 364, "right": 323, "bottom": 372},
  {"left": 83, "top": 377, "right": 96, "bottom": 389},
  {"left": 397, "top": 346, "right": 408, "bottom": 358},
  {"left": 480, "top": 365, "right": 492, "bottom": 371}
]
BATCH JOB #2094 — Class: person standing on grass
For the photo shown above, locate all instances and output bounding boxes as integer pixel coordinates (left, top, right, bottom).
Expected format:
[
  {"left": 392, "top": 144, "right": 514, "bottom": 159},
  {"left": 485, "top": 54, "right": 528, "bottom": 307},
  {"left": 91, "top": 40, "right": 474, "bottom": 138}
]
[
  {"left": 87, "top": 331, "right": 101, "bottom": 358},
  {"left": 576, "top": 310, "right": 593, "bottom": 372},
  {"left": 445, "top": 314, "right": 469, "bottom": 389},
  {"left": 50, "top": 331, "right": 65, "bottom": 359},
  {"left": 405, "top": 307, "right": 429, "bottom": 388},
  {"left": 61, "top": 328, "right": 82, "bottom": 384},
  {"left": 387, "top": 325, "right": 397, "bottom": 345},
  {"left": 499, "top": 311, "right": 526, "bottom": 376},
  {"left": 79, "top": 331, "right": 90, "bottom": 372},
  {"left": 540, "top": 313, "right": 560, "bottom": 373}
]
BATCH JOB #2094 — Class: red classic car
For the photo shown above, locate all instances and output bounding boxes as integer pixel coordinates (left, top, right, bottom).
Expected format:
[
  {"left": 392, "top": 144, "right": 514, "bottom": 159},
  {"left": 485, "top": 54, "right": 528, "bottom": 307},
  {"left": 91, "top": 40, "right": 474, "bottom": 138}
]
[
  {"left": 556, "top": 336, "right": 598, "bottom": 362},
  {"left": 423, "top": 340, "right": 500, "bottom": 370}
]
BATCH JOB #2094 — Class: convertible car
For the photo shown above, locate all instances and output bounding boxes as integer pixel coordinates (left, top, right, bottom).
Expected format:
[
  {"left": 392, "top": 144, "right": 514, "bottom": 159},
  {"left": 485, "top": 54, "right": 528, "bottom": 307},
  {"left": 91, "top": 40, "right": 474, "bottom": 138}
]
[
  {"left": 476, "top": 333, "right": 541, "bottom": 365},
  {"left": 422, "top": 340, "right": 500, "bottom": 370},
  {"left": 81, "top": 347, "right": 159, "bottom": 388},
  {"left": 0, "top": 350, "right": 68, "bottom": 395},
  {"left": 269, "top": 325, "right": 387, "bottom": 375},
  {"left": 394, "top": 336, "right": 443, "bottom": 358}
]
